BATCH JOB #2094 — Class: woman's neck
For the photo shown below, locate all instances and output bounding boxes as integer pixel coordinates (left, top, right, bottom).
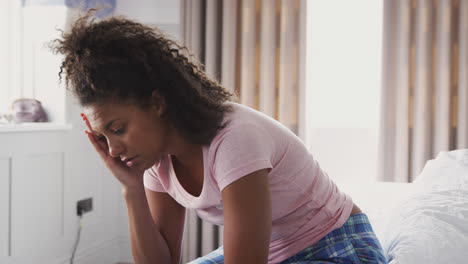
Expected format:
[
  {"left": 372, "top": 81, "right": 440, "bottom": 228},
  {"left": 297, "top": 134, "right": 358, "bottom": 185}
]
[{"left": 168, "top": 128, "right": 203, "bottom": 169}]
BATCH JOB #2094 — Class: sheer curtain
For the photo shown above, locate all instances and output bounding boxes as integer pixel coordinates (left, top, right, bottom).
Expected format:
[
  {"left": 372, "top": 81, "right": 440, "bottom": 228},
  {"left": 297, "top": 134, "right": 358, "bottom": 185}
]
[
  {"left": 378, "top": 0, "right": 468, "bottom": 182},
  {"left": 179, "top": 0, "right": 305, "bottom": 261}
]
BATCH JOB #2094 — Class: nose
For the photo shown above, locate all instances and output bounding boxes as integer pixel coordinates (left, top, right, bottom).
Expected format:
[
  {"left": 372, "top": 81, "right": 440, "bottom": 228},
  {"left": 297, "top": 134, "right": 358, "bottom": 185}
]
[{"left": 107, "top": 139, "right": 124, "bottom": 158}]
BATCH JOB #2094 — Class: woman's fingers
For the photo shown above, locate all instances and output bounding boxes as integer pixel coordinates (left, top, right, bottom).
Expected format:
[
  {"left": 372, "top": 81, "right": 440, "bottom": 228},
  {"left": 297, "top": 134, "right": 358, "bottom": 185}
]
[
  {"left": 85, "top": 130, "right": 109, "bottom": 159},
  {"left": 81, "top": 113, "right": 109, "bottom": 155},
  {"left": 80, "top": 114, "right": 143, "bottom": 187},
  {"left": 81, "top": 113, "right": 93, "bottom": 132},
  {"left": 86, "top": 130, "right": 124, "bottom": 167}
]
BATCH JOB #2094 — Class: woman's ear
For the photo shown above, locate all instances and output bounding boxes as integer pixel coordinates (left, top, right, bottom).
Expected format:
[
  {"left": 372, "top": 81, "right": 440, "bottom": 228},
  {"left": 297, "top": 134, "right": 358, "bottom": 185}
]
[{"left": 151, "top": 90, "right": 166, "bottom": 116}]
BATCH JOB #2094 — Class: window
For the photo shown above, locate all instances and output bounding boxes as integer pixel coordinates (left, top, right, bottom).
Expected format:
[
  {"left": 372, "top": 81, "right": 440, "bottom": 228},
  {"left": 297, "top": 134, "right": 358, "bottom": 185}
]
[
  {"left": 305, "top": 0, "right": 383, "bottom": 182},
  {"left": 0, "top": 0, "right": 20, "bottom": 114},
  {"left": 0, "top": 0, "right": 67, "bottom": 123}
]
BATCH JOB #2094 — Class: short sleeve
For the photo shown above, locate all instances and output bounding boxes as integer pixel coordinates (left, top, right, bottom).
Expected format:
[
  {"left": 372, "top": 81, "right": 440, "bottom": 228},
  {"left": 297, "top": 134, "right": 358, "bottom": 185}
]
[
  {"left": 213, "top": 123, "right": 273, "bottom": 191},
  {"left": 143, "top": 167, "right": 166, "bottom": 192}
]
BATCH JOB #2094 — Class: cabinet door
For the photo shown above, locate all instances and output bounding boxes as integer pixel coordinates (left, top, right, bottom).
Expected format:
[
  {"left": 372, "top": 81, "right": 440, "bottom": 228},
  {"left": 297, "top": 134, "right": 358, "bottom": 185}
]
[
  {"left": 11, "top": 153, "right": 64, "bottom": 259},
  {"left": 0, "top": 157, "right": 11, "bottom": 258}
]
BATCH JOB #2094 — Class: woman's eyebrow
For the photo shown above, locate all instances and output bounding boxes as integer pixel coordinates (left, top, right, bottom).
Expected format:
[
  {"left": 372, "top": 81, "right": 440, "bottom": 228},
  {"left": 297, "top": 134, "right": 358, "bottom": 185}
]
[
  {"left": 105, "top": 119, "right": 121, "bottom": 130},
  {"left": 93, "top": 119, "right": 122, "bottom": 134}
]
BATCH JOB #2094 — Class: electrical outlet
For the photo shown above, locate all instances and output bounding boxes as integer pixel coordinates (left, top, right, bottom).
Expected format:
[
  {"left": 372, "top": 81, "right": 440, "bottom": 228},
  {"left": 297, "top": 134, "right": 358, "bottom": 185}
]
[{"left": 77, "top": 197, "right": 93, "bottom": 216}]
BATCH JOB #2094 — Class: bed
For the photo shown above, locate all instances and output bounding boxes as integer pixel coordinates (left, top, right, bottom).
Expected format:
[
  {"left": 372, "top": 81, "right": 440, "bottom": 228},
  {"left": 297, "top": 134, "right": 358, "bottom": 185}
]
[{"left": 336, "top": 149, "right": 468, "bottom": 264}]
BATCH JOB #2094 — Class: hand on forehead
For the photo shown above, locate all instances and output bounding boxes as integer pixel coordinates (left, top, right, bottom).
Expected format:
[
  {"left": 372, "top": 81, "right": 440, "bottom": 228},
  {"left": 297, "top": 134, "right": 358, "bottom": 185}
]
[
  {"left": 82, "top": 101, "right": 138, "bottom": 136},
  {"left": 82, "top": 105, "right": 119, "bottom": 136},
  {"left": 82, "top": 103, "right": 119, "bottom": 130},
  {"left": 82, "top": 107, "right": 101, "bottom": 128}
]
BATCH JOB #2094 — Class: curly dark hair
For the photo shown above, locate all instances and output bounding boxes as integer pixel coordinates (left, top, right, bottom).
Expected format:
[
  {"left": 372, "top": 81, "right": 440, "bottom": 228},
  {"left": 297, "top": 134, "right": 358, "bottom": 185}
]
[{"left": 51, "top": 11, "right": 236, "bottom": 145}]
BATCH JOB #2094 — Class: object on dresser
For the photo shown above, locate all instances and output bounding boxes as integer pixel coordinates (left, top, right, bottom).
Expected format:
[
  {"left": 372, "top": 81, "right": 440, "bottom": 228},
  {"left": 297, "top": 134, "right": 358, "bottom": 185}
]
[{"left": 11, "top": 98, "right": 48, "bottom": 123}]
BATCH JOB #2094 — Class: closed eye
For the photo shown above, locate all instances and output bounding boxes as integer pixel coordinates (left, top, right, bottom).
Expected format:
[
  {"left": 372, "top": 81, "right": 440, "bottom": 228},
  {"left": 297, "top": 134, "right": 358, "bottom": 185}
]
[{"left": 112, "top": 128, "right": 125, "bottom": 135}]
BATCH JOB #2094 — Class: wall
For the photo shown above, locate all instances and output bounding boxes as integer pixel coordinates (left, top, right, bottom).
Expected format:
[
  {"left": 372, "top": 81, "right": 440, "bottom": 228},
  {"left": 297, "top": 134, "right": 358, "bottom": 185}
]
[
  {"left": 0, "top": 2, "right": 67, "bottom": 122},
  {"left": 0, "top": 1, "right": 180, "bottom": 263},
  {"left": 22, "top": 5, "right": 67, "bottom": 123},
  {"left": 115, "top": 0, "right": 180, "bottom": 39}
]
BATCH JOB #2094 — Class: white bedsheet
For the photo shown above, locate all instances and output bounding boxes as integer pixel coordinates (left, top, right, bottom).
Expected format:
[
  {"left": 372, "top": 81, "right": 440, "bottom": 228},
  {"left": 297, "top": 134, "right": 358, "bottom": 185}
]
[
  {"left": 335, "top": 149, "right": 468, "bottom": 264},
  {"left": 380, "top": 189, "right": 468, "bottom": 264}
]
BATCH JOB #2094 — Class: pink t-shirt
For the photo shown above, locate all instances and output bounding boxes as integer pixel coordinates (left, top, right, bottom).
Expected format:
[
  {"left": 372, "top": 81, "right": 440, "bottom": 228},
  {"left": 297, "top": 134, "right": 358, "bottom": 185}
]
[{"left": 144, "top": 102, "right": 354, "bottom": 263}]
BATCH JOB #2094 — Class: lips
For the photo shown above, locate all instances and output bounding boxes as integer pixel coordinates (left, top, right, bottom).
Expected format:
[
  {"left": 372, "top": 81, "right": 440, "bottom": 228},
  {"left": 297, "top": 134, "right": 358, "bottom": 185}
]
[
  {"left": 123, "top": 156, "right": 140, "bottom": 168},
  {"left": 122, "top": 156, "right": 138, "bottom": 163}
]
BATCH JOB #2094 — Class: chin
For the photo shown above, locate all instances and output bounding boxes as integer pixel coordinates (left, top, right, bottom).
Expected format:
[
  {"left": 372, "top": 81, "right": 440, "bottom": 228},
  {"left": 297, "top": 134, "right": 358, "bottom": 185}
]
[
  {"left": 141, "top": 156, "right": 161, "bottom": 170},
  {"left": 141, "top": 162, "right": 153, "bottom": 170}
]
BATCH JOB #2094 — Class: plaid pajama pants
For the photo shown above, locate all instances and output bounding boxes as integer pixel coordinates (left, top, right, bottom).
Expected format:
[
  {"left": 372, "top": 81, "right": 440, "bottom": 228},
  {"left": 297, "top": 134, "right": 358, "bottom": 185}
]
[{"left": 188, "top": 213, "right": 387, "bottom": 264}]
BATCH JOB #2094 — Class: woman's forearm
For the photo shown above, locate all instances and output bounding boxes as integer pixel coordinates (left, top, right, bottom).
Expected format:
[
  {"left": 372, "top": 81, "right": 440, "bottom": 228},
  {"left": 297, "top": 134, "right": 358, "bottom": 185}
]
[{"left": 123, "top": 186, "right": 172, "bottom": 264}]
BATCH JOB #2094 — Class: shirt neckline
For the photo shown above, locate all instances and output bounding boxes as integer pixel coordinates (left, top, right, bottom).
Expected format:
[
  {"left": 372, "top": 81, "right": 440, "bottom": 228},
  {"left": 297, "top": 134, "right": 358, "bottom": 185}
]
[{"left": 168, "top": 145, "right": 208, "bottom": 203}]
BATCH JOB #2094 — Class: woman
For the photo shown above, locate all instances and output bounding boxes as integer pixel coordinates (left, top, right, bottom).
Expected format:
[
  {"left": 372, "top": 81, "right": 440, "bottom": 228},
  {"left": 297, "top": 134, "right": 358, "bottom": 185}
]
[{"left": 53, "top": 12, "right": 387, "bottom": 264}]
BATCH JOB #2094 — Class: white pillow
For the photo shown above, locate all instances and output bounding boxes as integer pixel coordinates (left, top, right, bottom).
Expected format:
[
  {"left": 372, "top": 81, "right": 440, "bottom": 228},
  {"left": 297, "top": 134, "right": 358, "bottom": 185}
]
[
  {"left": 413, "top": 149, "right": 468, "bottom": 191},
  {"left": 379, "top": 149, "right": 468, "bottom": 264}
]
